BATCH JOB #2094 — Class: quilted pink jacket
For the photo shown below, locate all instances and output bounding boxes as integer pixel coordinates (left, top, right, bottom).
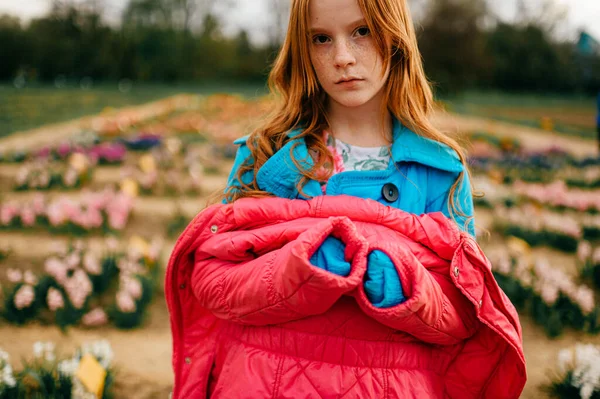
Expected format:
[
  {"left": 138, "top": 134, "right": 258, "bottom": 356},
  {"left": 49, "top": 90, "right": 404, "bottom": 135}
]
[{"left": 165, "top": 196, "right": 526, "bottom": 398}]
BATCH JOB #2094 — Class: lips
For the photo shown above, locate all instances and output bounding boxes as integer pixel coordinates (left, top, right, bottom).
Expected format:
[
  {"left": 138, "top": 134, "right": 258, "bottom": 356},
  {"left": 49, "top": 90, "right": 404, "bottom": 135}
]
[{"left": 336, "top": 77, "right": 362, "bottom": 84}]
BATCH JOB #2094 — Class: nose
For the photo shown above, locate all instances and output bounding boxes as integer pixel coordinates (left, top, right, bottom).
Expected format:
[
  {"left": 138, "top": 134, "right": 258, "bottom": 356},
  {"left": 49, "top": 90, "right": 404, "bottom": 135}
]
[{"left": 333, "top": 39, "right": 356, "bottom": 68}]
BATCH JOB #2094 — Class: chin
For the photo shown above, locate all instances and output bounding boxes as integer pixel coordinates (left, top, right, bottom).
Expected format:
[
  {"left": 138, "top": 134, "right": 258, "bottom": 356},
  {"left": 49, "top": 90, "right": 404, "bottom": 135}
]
[{"left": 332, "top": 93, "right": 375, "bottom": 108}]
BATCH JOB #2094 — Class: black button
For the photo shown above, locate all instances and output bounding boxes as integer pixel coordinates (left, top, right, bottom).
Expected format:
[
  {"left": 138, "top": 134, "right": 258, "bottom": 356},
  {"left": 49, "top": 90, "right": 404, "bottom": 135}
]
[{"left": 382, "top": 183, "right": 399, "bottom": 203}]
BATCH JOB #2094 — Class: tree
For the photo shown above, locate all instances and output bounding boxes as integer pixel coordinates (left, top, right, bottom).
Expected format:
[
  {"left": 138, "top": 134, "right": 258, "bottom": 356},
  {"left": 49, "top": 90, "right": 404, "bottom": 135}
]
[
  {"left": 418, "top": 0, "right": 489, "bottom": 94},
  {"left": 0, "top": 15, "right": 30, "bottom": 80}
]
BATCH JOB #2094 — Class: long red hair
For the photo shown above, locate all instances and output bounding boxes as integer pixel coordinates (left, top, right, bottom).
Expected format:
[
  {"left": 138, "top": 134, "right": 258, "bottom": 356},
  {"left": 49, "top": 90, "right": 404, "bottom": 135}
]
[{"left": 223, "top": 0, "right": 473, "bottom": 228}]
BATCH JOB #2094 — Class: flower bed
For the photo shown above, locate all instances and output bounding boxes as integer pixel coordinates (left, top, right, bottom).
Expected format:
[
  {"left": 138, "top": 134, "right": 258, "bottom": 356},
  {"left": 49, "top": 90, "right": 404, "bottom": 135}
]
[
  {"left": 487, "top": 243, "right": 599, "bottom": 337},
  {"left": 14, "top": 154, "right": 94, "bottom": 191},
  {"left": 1, "top": 236, "right": 163, "bottom": 330},
  {"left": 119, "top": 140, "right": 207, "bottom": 197},
  {"left": 578, "top": 242, "right": 600, "bottom": 291},
  {"left": 0, "top": 340, "right": 115, "bottom": 399},
  {"left": 513, "top": 181, "right": 600, "bottom": 214},
  {"left": 0, "top": 189, "right": 134, "bottom": 235},
  {"left": 1, "top": 139, "right": 128, "bottom": 166},
  {"left": 493, "top": 205, "right": 585, "bottom": 252}
]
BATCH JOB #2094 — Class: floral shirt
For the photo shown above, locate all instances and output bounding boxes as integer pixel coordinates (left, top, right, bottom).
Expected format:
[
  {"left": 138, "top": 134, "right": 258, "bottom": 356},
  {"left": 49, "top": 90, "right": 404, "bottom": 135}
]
[
  {"left": 321, "top": 131, "right": 391, "bottom": 193},
  {"left": 324, "top": 131, "right": 391, "bottom": 173}
]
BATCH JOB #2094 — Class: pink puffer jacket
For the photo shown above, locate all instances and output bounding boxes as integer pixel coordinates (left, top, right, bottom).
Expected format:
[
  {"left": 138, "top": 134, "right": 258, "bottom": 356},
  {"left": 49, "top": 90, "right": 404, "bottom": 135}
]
[{"left": 166, "top": 196, "right": 526, "bottom": 398}]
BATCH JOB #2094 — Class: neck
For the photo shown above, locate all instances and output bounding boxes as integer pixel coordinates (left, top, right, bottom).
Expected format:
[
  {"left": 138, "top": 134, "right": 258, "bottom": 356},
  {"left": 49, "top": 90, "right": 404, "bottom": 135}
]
[{"left": 326, "top": 92, "right": 392, "bottom": 147}]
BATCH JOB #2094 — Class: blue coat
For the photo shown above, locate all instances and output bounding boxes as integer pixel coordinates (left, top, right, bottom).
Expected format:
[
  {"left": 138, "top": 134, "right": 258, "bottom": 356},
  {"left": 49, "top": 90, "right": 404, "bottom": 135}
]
[
  {"left": 225, "top": 118, "right": 475, "bottom": 236},
  {"left": 223, "top": 118, "right": 475, "bottom": 308}
]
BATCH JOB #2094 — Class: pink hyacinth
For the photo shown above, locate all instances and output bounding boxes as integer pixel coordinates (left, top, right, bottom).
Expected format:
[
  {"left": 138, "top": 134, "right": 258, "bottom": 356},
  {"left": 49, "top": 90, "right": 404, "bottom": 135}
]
[
  {"left": 86, "top": 208, "right": 104, "bottom": 229},
  {"left": 31, "top": 194, "right": 46, "bottom": 216},
  {"left": 64, "top": 269, "right": 92, "bottom": 309},
  {"left": 83, "top": 252, "right": 102, "bottom": 275},
  {"left": 116, "top": 291, "right": 136, "bottom": 313},
  {"left": 61, "top": 198, "right": 80, "bottom": 220},
  {"left": 124, "top": 277, "right": 143, "bottom": 300},
  {"left": 1, "top": 203, "right": 19, "bottom": 225},
  {"left": 108, "top": 211, "right": 128, "bottom": 231},
  {"left": 35, "top": 146, "right": 52, "bottom": 159},
  {"left": 21, "top": 206, "right": 36, "bottom": 227},
  {"left": 15, "top": 167, "right": 29, "bottom": 186},
  {"left": 46, "top": 203, "right": 67, "bottom": 227},
  {"left": 47, "top": 288, "right": 65, "bottom": 311},
  {"left": 45, "top": 257, "right": 68, "bottom": 285},
  {"left": 81, "top": 308, "right": 108, "bottom": 327},
  {"left": 63, "top": 168, "right": 78, "bottom": 188},
  {"left": 578, "top": 242, "right": 593, "bottom": 263},
  {"left": 14, "top": 285, "right": 35, "bottom": 310},
  {"left": 574, "top": 287, "right": 596, "bottom": 315},
  {"left": 540, "top": 284, "right": 559, "bottom": 306},
  {"left": 65, "top": 253, "right": 81, "bottom": 269},
  {"left": 6, "top": 268, "right": 23, "bottom": 283},
  {"left": 24, "top": 270, "right": 38, "bottom": 285},
  {"left": 56, "top": 142, "right": 72, "bottom": 158},
  {"left": 117, "top": 258, "right": 143, "bottom": 276},
  {"left": 140, "top": 171, "right": 158, "bottom": 189},
  {"left": 105, "top": 236, "right": 119, "bottom": 252},
  {"left": 593, "top": 248, "right": 600, "bottom": 266}
]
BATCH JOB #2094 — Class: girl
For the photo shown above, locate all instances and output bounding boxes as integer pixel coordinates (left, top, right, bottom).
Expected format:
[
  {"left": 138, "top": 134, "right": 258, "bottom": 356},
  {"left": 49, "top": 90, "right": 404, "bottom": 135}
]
[
  {"left": 223, "top": 0, "right": 475, "bottom": 239},
  {"left": 166, "top": 0, "right": 525, "bottom": 397}
]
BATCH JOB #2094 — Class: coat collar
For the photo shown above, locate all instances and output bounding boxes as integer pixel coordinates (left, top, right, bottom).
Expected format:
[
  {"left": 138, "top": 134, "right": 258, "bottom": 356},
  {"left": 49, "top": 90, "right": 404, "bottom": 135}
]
[
  {"left": 389, "top": 118, "right": 464, "bottom": 174},
  {"left": 286, "top": 118, "right": 464, "bottom": 174}
]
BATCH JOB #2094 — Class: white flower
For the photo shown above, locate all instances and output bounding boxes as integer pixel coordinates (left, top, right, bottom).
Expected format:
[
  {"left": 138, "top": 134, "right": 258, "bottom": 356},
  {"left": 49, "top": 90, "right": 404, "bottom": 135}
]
[
  {"left": 58, "top": 358, "right": 79, "bottom": 377},
  {"left": 2, "top": 364, "right": 16, "bottom": 387},
  {"left": 571, "top": 344, "right": 600, "bottom": 397},
  {"left": 580, "top": 383, "right": 595, "bottom": 399},
  {"left": 80, "top": 340, "right": 113, "bottom": 368},
  {"left": 557, "top": 348, "right": 573, "bottom": 374},
  {"left": 33, "top": 341, "right": 44, "bottom": 359},
  {"left": 32, "top": 341, "right": 56, "bottom": 362}
]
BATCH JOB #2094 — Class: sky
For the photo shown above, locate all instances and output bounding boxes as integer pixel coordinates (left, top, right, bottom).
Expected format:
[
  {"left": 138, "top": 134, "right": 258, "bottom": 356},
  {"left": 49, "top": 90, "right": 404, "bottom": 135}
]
[{"left": 0, "top": 0, "right": 598, "bottom": 44}]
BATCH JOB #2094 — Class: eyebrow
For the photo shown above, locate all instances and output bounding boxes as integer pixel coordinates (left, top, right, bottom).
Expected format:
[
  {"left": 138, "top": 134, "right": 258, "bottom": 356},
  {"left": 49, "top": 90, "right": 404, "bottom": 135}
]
[{"left": 309, "top": 18, "right": 367, "bottom": 35}]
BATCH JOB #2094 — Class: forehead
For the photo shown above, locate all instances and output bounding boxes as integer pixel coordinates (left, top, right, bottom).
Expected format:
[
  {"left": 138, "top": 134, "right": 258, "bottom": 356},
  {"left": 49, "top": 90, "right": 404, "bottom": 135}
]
[{"left": 308, "top": 0, "right": 364, "bottom": 26}]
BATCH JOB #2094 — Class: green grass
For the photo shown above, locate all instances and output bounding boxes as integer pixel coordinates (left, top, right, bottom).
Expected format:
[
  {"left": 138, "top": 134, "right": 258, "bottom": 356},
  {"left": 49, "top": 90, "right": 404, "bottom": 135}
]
[
  {"left": 441, "top": 90, "right": 598, "bottom": 139},
  {"left": 0, "top": 81, "right": 268, "bottom": 138}
]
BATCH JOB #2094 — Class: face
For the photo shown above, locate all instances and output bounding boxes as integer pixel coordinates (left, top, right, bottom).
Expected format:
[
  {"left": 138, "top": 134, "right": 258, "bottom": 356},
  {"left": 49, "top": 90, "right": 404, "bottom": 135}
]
[{"left": 308, "top": 0, "right": 390, "bottom": 110}]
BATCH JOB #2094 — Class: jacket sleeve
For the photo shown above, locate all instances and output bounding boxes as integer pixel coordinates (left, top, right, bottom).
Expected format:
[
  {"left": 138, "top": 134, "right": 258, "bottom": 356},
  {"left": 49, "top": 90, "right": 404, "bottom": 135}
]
[
  {"left": 191, "top": 217, "right": 368, "bottom": 325},
  {"left": 222, "top": 136, "right": 254, "bottom": 203},
  {"left": 426, "top": 169, "right": 475, "bottom": 238},
  {"left": 354, "top": 236, "right": 479, "bottom": 346}
]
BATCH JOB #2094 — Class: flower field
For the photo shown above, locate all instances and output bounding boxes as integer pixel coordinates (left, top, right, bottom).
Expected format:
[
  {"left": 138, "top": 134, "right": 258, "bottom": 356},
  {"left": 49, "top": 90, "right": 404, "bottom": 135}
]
[{"left": 0, "top": 92, "right": 599, "bottom": 398}]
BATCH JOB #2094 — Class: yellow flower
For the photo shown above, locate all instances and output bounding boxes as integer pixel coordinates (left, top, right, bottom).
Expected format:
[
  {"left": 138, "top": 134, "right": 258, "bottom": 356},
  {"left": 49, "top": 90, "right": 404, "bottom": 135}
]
[
  {"left": 120, "top": 178, "right": 139, "bottom": 198},
  {"left": 129, "top": 235, "right": 150, "bottom": 260},
  {"left": 139, "top": 154, "right": 156, "bottom": 173},
  {"left": 69, "top": 153, "right": 89, "bottom": 174}
]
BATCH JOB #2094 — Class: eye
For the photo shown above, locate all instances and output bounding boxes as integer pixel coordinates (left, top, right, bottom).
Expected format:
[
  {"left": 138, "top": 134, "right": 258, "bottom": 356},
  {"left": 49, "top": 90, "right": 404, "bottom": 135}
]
[
  {"left": 312, "top": 34, "right": 330, "bottom": 44},
  {"left": 355, "top": 26, "right": 370, "bottom": 37}
]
